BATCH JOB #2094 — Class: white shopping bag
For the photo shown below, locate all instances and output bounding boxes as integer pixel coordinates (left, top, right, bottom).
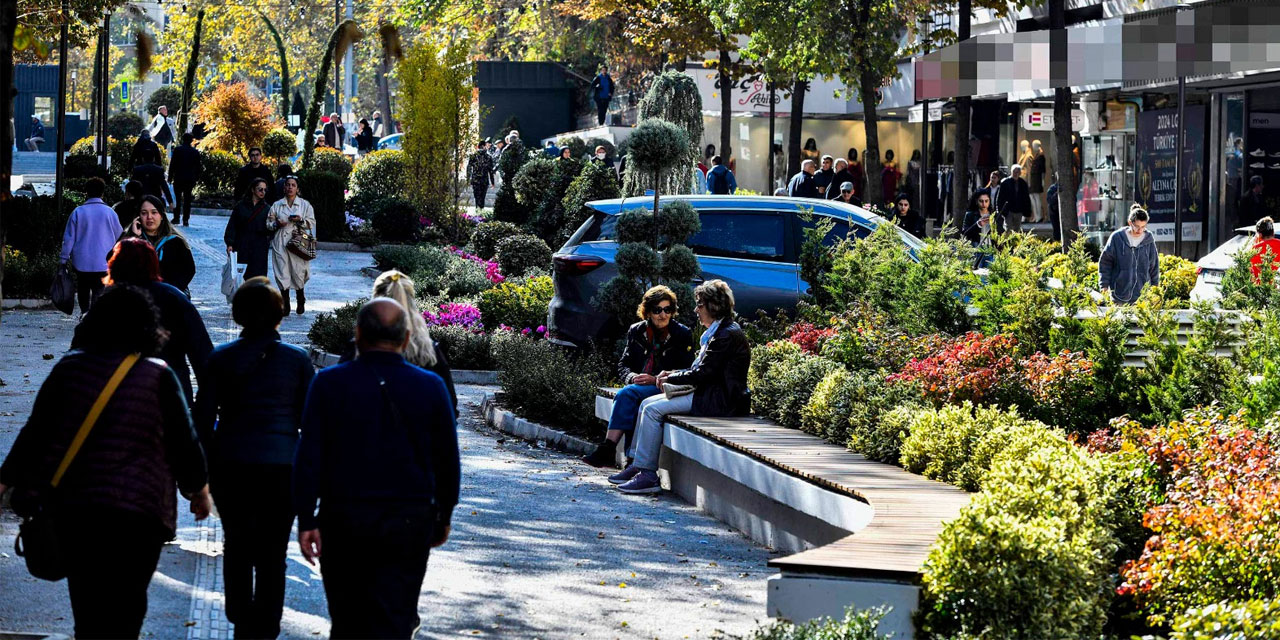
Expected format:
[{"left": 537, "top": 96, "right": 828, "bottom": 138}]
[{"left": 221, "top": 252, "right": 243, "bottom": 303}]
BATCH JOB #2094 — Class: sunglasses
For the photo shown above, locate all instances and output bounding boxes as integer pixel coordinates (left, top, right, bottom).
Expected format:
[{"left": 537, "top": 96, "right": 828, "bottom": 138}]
[{"left": 652, "top": 305, "right": 674, "bottom": 315}]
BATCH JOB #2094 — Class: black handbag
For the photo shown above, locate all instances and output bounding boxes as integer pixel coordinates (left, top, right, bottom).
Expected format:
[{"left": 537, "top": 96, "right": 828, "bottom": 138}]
[
  {"left": 49, "top": 264, "right": 75, "bottom": 315},
  {"left": 13, "top": 354, "right": 139, "bottom": 581}
]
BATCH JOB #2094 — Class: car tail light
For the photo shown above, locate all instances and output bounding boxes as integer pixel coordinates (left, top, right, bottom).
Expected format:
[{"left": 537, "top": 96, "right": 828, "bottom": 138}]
[{"left": 553, "top": 254, "right": 605, "bottom": 276}]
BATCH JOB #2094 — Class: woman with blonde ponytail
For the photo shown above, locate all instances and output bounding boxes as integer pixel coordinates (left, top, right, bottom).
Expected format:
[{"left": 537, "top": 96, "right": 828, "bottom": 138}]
[{"left": 337, "top": 270, "right": 458, "bottom": 414}]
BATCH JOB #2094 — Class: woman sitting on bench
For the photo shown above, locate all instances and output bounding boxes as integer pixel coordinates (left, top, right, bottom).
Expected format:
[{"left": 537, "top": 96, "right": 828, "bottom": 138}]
[
  {"left": 610, "top": 280, "right": 751, "bottom": 495},
  {"left": 582, "top": 285, "right": 695, "bottom": 468}
]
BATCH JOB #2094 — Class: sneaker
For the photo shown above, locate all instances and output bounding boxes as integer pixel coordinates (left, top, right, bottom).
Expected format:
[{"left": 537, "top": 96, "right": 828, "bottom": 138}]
[
  {"left": 1271, "top": 163, "right": 1280, "bottom": 170},
  {"left": 617, "top": 470, "right": 662, "bottom": 494},
  {"left": 1251, "top": 148, "right": 1267, "bottom": 157},
  {"left": 1271, "top": 151, "right": 1280, "bottom": 158},
  {"left": 1251, "top": 162, "right": 1266, "bottom": 169},
  {"left": 608, "top": 466, "right": 641, "bottom": 485}
]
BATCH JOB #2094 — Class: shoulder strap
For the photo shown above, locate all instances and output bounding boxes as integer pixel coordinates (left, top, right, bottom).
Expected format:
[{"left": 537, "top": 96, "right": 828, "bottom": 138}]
[
  {"left": 154, "top": 235, "right": 174, "bottom": 260},
  {"left": 368, "top": 364, "right": 431, "bottom": 482},
  {"left": 51, "top": 354, "right": 140, "bottom": 487}
]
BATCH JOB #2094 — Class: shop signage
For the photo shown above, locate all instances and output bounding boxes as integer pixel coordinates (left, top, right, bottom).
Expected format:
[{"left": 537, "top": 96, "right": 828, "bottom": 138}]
[
  {"left": 1021, "top": 107, "right": 1086, "bottom": 132},
  {"left": 907, "top": 103, "right": 943, "bottom": 123},
  {"left": 1250, "top": 113, "right": 1280, "bottom": 130},
  {"left": 1135, "top": 106, "right": 1206, "bottom": 242},
  {"left": 685, "top": 70, "right": 851, "bottom": 115}
]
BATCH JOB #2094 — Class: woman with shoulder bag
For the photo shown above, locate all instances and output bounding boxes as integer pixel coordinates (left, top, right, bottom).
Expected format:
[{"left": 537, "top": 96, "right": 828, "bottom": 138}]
[
  {"left": 225, "top": 177, "right": 275, "bottom": 280},
  {"left": 121, "top": 195, "right": 197, "bottom": 296},
  {"left": 267, "top": 175, "right": 316, "bottom": 315},
  {"left": 0, "top": 285, "right": 211, "bottom": 639}
]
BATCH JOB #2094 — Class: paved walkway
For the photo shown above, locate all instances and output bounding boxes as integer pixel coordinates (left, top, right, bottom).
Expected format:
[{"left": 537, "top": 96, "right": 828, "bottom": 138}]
[{"left": 0, "top": 214, "right": 774, "bottom": 638}]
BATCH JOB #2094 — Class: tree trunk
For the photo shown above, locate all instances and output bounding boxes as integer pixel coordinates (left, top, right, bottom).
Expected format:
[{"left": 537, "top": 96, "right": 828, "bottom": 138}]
[
  {"left": 0, "top": 0, "right": 18, "bottom": 309},
  {"left": 97, "top": 18, "right": 108, "bottom": 169},
  {"left": 950, "top": 0, "right": 972, "bottom": 232},
  {"left": 379, "top": 55, "right": 394, "bottom": 135},
  {"left": 787, "top": 78, "right": 807, "bottom": 178},
  {"left": 861, "top": 69, "right": 883, "bottom": 207},
  {"left": 1050, "top": 0, "right": 1078, "bottom": 247},
  {"left": 718, "top": 47, "right": 732, "bottom": 166}
]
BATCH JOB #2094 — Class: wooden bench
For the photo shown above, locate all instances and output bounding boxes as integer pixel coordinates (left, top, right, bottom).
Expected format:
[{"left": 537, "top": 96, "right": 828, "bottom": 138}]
[{"left": 596, "top": 388, "right": 971, "bottom": 638}]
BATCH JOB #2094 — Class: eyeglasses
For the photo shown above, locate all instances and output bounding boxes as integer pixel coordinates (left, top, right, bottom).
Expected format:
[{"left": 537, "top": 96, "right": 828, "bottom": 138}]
[
  {"left": 652, "top": 305, "right": 674, "bottom": 315},
  {"left": 695, "top": 302, "right": 706, "bottom": 309}
]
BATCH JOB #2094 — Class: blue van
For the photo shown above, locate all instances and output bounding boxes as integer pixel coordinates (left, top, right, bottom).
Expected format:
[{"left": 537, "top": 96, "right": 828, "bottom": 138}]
[{"left": 546, "top": 195, "right": 925, "bottom": 348}]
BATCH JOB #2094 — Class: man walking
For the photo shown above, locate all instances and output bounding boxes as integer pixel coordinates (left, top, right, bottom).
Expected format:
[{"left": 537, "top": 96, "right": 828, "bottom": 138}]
[
  {"left": 235, "top": 147, "right": 275, "bottom": 201},
  {"left": 787, "top": 160, "right": 819, "bottom": 199},
  {"left": 58, "top": 177, "right": 123, "bottom": 314},
  {"left": 591, "top": 65, "right": 614, "bottom": 126},
  {"left": 294, "top": 299, "right": 460, "bottom": 638},
  {"left": 467, "top": 140, "right": 495, "bottom": 209},
  {"left": 169, "top": 133, "right": 203, "bottom": 226},
  {"left": 148, "top": 105, "right": 177, "bottom": 153},
  {"left": 131, "top": 159, "right": 174, "bottom": 211},
  {"left": 705, "top": 155, "right": 737, "bottom": 195},
  {"left": 994, "top": 164, "right": 1033, "bottom": 233},
  {"left": 323, "top": 114, "right": 346, "bottom": 150},
  {"left": 24, "top": 115, "right": 45, "bottom": 151}
]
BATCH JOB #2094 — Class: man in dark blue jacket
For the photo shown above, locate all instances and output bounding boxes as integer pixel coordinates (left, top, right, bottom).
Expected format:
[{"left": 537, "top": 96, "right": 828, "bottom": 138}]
[
  {"left": 294, "top": 298, "right": 459, "bottom": 638},
  {"left": 591, "top": 65, "right": 614, "bottom": 126},
  {"left": 705, "top": 155, "right": 737, "bottom": 195},
  {"left": 169, "top": 133, "right": 203, "bottom": 226},
  {"left": 787, "top": 160, "right": 819, "bottom": 198}
]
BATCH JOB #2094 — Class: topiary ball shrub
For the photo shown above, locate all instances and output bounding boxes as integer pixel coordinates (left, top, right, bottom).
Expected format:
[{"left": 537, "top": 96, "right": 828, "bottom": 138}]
[
  {"left": 512, "top": 156, "right": 556, "bottom": 208},
  {"left": 478, "top": 275, "right": 553, "bottom": 330},
  {"left": 350, "top": 149, "right": 407, "bottom": 196},
  {"left": 261, "top": 127, "right": 297, "bottom": 161},
  {"left": 615, "top": 242, "right": 661, "bottom": 276},
  {"left": 592, "top": 276, "right": 646, "bottom": 329},
  {"left": 626, "top": 119, "right": 690, "bottom": 175},
  {"left": 311, "top": 147, "right": 353, "bottom": 179},
  {"left": 471, "top": 221, "right": 524, "bottom": 260},
  {"left": 107, "top": 112, "right": 146, "bottom": 140},
  {"left": 661, "top": 244, "right": 699, "bottom": 282},
  {"left": 658, "top": 200, "right": 701, "bottom": 244},
  {"left": 197, "top": 149, "right": 242, "bottom": 198},
  {"left": 616, "top": 208, "right": 657, "bottom": 245},
  {"left": 495, "top": 234, "right": 551, "bottom": 278},
  {"left": 370, "top": 198, "right": 420, "bottom": 243},
  {"left": 561, "top": 161, "right": 620, "bottom": 236}
]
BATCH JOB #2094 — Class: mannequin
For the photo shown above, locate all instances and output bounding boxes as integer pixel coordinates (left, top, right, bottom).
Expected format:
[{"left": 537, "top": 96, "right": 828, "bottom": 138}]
[
  {"left": 848, "top": 150, "right": 865, "bottom": 200},
  {"left": 1017, "top": 140, "right": 1033, "bottom": 172},
  {"left": 1028, "top": 140, "right": 1047, "bottom": 223},
  {"left": 881, "top": 149, "right": 902, "bottom": 205},
  {"left": 802, "top": 138, "right": 821, "bottom": 163}
]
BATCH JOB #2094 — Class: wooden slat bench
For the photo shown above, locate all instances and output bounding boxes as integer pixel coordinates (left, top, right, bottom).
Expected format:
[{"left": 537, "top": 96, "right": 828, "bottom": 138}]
[{"left": 596, "top": 388, "right": 971, "bottom": 638}]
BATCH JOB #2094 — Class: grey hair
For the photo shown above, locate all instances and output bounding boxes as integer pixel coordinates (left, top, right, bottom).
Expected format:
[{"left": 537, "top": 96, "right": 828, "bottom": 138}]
[
  {"left": 372, "top": 270, "right": 436, "bottom": 367},
  {"left": 801, "top": 159, "right": 816, "bottom": 170},
  {"left": 1257, "top": 216, "right": 1275, "bottom": 239},
  {"left": 357, "top": 298, "right": 409, "bottom": 348},
  {"left": 1010, "top": 163, "right": 1023, "bottom": 172},
  {"left": 695, "top": 279, "right": 735, "bottom": 321}
]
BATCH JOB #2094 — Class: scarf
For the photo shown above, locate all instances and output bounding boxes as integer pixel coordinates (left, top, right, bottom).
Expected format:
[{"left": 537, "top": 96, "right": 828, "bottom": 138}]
[
  {"left": 692, "top": 319, "right": 722, "bottom": 369},
  {"left": 641, "top": 322, "right": 671, "bottom": 375}
]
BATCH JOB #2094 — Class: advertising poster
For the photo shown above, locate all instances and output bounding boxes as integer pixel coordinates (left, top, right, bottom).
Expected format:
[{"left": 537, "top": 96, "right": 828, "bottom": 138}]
[{"left": 1136, "top": 106, "right": 1206, "bottom": 242}]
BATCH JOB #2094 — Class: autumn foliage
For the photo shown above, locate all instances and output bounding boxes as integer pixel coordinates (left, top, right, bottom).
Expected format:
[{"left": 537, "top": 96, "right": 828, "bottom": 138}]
[{"left": 192, "top": 82, "right": 281, "bottom": 158}]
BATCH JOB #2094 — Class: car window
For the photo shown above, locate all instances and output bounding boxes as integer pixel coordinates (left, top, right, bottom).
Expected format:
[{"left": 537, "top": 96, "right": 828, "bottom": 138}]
[
  {"left": 797, "top": 214, "right": 873, "bottom": 247},
  {"left": 568, "top": 210, "right": 618, "bottom": 245},
  {"left": 688, "top": 211, "right": 787, "bottom": 261}
]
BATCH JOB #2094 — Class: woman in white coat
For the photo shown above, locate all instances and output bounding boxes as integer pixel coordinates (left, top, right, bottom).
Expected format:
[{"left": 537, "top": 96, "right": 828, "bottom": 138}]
[{"left": 266, "top": 175, "right": 316, "bottom": 314}]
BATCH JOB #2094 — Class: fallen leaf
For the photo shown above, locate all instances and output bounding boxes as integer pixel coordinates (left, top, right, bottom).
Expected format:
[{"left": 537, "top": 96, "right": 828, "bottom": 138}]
[
  {"left": 596, "top": 532, "right": 606, "bottom": 539},
  {"left": 42, "top": 354, "right": 54, "bottom": 360},
  {"left": 619, "top": 582, "right": 627, "bottom": 588},
  {"left": 183, "top": 621, "right": 197, "bottom": 627}
]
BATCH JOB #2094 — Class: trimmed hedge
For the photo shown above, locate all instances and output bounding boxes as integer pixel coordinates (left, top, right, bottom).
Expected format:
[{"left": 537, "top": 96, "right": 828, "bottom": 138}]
[
  {"left": 198, "top": 149, "right": 242, "bottom": 198},
  {"left": 495, "top": 234, "right": 551, "bottom": 278},
  {"left": 471, "top": 221, "right": 523, "bottom": 260},
  {"left": 493, "top": 332, "right": 609, "bottom": 436},
  {"left": 432, "top": 324, "right": 495, "bottom": 370},
  {"left": 297, "top": 169, "right": 346, "bottom": 241},
  {"left": 478, "top": 275, "right": 552, "bottom": 330},
  {"left": 350, "top": 149, "right": 407, "bottom": 195}
]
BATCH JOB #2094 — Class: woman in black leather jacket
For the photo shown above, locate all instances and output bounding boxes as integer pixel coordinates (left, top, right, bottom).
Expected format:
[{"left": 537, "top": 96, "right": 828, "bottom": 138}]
[
  {"left": 610, "top": 280, "right": 750, "bottom": 494},
  {"left": 581, "top": 285, "right": 694, "bottom": 467},
  {"left": 193, "top": 277, "right": 314, "bottom": 638}
]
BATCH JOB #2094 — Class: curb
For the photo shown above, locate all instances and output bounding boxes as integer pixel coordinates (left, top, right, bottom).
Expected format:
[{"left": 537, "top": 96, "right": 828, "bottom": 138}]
[
  {"left": 481, "top": 392, "right": 598, "bottom": 456},
  {"left": 192, "top": 207, "right": 233, "bottom": 217},
  {"left": 306, "top": 347, "right": 499, "bottom": 384},
  {"left": 360, "top": 266, "right": 381, "bottom": 279},
  {"left": 317, "top": 241, "right": 377, "bottom": 253},
  {"left": 1, "top": 298, "right": 54, "bottom": 309}
]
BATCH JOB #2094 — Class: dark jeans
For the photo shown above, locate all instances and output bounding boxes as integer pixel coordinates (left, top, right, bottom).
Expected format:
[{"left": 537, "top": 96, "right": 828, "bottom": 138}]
[
  {"left": 320, "top": 503, "right": 434, "bottom": 639},
  {"left": 212, "top": 464, "right": 294, "bottom": 639},
  {"left": 595, "top": 97, "right": 610, "bottom": 125},
  {"left": 58, "top": 510, "right": 165, "bottom": 639},
  {"left": 75, "top": 270, "right": 106, "bottom": 314},
  {"left": 607, "top": 384, "right": 661, "bottom": 433},
  {"left": 472, "top": 183, "right": 489, "bottom": 208},
  {"left": 173, "top": 181, "right": 196, "bottom": 224}
]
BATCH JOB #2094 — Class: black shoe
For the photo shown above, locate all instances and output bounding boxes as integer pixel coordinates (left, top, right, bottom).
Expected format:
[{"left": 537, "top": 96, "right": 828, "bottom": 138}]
[
  {"left": 172, "top": 217, "right": 181, "bottom": 225},
  {"left": 281, "top": 289, "right": 292, "bottom": 315},
  {"left": 296, "top": 290, "right": 305, "bottom": 315},
  {"left": 581, "top": 440, "right": 618, "bottom": 468}
]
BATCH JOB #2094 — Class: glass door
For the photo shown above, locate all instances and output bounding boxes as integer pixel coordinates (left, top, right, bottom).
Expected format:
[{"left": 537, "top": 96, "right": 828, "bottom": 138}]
[{"left": 1217, "top": 93, "right": 1246, "bottom": 249}]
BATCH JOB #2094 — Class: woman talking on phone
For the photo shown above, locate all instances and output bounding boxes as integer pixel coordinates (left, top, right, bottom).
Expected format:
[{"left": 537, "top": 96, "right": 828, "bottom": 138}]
[
  {"left": 121, "top": 194, "right": 196, "bottom": 296},
  {"left": 267, "top": 175, "right": 316, "bottom": 315}
]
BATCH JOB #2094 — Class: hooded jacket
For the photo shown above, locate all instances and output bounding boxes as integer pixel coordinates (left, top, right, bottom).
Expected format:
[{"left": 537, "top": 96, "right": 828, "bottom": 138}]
[{"left": 1099, "top": 227, "right": 1160, "bottom": 303}]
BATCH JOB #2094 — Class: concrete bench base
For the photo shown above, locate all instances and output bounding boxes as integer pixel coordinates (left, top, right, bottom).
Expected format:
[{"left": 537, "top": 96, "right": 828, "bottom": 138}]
[{"left": 767, "top": 574, "right": 919, "bottom": 638}]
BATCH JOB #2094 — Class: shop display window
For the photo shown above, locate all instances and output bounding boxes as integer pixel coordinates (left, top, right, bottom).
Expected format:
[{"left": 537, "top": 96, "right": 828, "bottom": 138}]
[{"left": 1079, "top": 133, "right": 1135, "bottom": 241}]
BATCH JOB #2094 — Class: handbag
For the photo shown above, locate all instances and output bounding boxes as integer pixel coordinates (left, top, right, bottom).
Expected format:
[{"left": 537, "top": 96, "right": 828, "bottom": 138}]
[
  {"left": 287, "top": 220, "right": 317, "bottom": 261},
  {"left": 14, "top": 354, "right": 140, "bottom": 581},
  {"left": 49, "top": 264, "right": 75, "bottom": 315},
  {"left": 663, "top": 384, "right": 695, "bottom": 400},
  {"left": 221, "top": 252, "right": 242, "bottom": 303}
]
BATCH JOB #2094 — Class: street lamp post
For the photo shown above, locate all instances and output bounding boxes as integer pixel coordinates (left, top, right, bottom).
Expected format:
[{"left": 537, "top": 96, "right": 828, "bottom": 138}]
[
  {"left": 918, "top": 14, "right": 934, "bottom": 220},
  {"left": 55, "top": 0, "right": 69, "bottom": 215}
]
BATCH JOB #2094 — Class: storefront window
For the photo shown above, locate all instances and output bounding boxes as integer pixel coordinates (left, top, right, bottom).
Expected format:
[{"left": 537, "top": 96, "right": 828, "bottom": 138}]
[
  {"left": 33, "top": 95, "right": 54, "bottom": 127},
  {"left": 1220, "top": 93, "right": 1244, "bottom": 241}
]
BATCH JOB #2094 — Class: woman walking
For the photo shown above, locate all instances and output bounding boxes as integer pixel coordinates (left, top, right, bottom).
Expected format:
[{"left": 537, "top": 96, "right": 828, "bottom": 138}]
[
  {"left": 267, "top": 175, "right": 316, "bottom": 315},
  {"left": 0, "top": 285, "right": 211, "bottom": 639},
  {"left": 121, "top": 194, "right": 196, "bottom": 296},
  {"left": 194, "top": 277, "right": 314, "bottom": 639},
  {"left": 226, "top": 178, "right": 275, "bottom": 279}
]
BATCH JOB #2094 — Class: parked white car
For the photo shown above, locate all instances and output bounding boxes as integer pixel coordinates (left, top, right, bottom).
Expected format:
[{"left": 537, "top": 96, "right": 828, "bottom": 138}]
[{"left": 1190, "top": 227, "right": 1255, "bottom": 302}]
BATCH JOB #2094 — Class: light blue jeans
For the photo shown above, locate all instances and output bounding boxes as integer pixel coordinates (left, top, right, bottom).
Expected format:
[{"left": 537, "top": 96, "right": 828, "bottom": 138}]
[{"left": 632, "top": 392, "right": 695, "bottom": 471}]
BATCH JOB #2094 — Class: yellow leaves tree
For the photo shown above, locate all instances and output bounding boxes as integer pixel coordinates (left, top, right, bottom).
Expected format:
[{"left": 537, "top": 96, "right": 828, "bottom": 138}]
[{"left": 191, "top": 82, "right": 281, "bottom": 158}]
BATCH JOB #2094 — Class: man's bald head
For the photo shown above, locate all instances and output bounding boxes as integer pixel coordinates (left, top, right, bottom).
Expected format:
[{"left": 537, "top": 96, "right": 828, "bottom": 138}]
[{"left": 355, "top": 297, "right": 410, "bottom": 352}]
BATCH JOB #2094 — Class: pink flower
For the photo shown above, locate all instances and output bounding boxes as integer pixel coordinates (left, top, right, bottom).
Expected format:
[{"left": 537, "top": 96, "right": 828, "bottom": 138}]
[
  {"left": 536, "top": 325, "right": 546, "bottom": 333},
  {"left": 521, "top": 328, "right": 532, "bottom": 335}
]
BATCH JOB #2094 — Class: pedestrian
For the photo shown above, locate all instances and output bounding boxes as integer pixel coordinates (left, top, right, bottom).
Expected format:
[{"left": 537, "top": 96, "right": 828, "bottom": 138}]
[
  {"left": 559, "top": 146, "right": 573, "bottom": 161},
  {"left": 24, "top": 115, "right": 45, "bottom": 151},
  {"left": 1239, "top": 175, "right": 1266, "bottom": 229},
  {"left": 59, "top": 177, "right": 123, "bottom": 314},
  {"left": 148, "top": 104, "right": 177, "bottom": 152},
  {"left": 336, "top": 270, "right": 459, "bottom": 415},
  {"left": 705, "top": 155, "right": 737, "bottom": 195},
  {"left": 0, "top": 284, "right": 211, "bottom": 639},
  {"left": 323, "top": 113, "right": 346, "bottom": 149},
  {"left": 466, "top": 140, "right": 495, "bottom": 210},
  {"left": 544, "top": 140, "right": 561, "bottom": 158},
  {"left": 984, "top": 169, "right": 1002, "bottom": 193},
  {"left": 893, "top": 193, "right": 926, "bottom": 238},
  {"left": 294, "top": 298, "right": 460, "bottom": 638},
  {"left": 270, "top": 163, "right": 293, "bottom": 204},
  {"left": 833, "top": 181, "right": 861, "bottom": 206},
  {"left": 994, "top": 164, "right": 1032, "bottom": 234},
  {"left": 121, "top": 195, "right": 197, "bottom": 296},
  {"left": 267, "top": 175, "right": 315, "bottom": 315},
  {"left": 169, "top": 133, "right": 203, "bottom": 227},
  {"left": 131, "top": 130, "right": 162, "bottom": 167},
  {"left": 582, "top": 285, "right": 695, "bottom": 468},
  {"left": 371, "top": 110, "right": 385, "bottom": 139},
  {"left": 226, "top": 178, "right": 275, "bottom": 280},
  {"left": 961, "top": 189, "right": 995, "bottom": 248},
  {"left": 611, "top": 280, "right": 750, "bottom": 494},
  {"left": 592, "top": 145, "right": 614, "bottom": 170},
  {"left": 1046, "top": 174, "right": 1062, "bottom": 244},
  {"left": 1099, "top": 205, "right": 1160, "bottom": 304},
  {"left": 592, "top": 64, "right": 614, "bottom": 126},
  {"left": 814, "top": 155, "right": 835, "bottom": 197},
  {"left": 194, "top": 277, "right": 313, "bottom": 639},
  {"left": 235, "top": 147, "right": 275, "bottom": 202},
  {"left": 130, "top": 157, "right": 173, "bottom": 211},
  {"left": 786, "top": 160, "right": 819, "bottom": 198},
  {"left": 1250, "top": 216, "right": 1280, "bottom": 282},
  {"left": 115, "top": 180, "right": 146, "bottom": 230},
  {"left": 355, "top": 118, "right": 375, "bottom": 155},
  {"left": 827, "top": 159, "right": 855, "bottom": 201}
]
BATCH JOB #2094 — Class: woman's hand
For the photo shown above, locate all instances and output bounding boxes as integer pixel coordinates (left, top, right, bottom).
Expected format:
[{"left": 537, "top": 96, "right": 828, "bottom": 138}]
[
  {"left": 632, "top": 373, "right": 656, "bottom": 386},
  {"left": 656, "top": 372, "right": 670, "bottom": 391},
  {"left": 189, "top": 485, "right": 213, "bottom": 520},
  {"left": 130, "top": 218, "right": 142, "bottom": 236},
  {"left": 299, "top": 529, "right": 322, "bottom": 565}
]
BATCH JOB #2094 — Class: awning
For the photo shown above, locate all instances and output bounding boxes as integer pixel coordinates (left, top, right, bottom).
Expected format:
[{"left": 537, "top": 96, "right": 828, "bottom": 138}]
[{"left": 914, "top": 0, "right": 1280, "bottom": 101}]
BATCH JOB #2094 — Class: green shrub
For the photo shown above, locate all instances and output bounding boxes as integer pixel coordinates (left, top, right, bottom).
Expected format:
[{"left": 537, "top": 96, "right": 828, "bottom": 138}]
[
  {"left": 350, "top": 149, "right": 408, "bottom": 196},
  {"left": 798, "top": 368, "right": 923, "bottom": 462},
  {"left": 494, "top": 332, "right": 609, "bottom": 436},
  {"left": 312, "top": 147, "right": 353, "bottom": 179},
  {"left": 296, "top": 169, "right": 346, "bottom": 241},
  {"left": 261, "top": 127, "right": 297, "bottom": 161},
  {"left": 615, "top": 242, "right": 661, "bottom": 276},
  {"left": 1170, "top": 597, "right": 1280, "bottom": 640},
  {"left": 1152, "top": 254, "right": 1198, "bottom": 303},
  {"left": 146, "top": 85, "right": 182, "bottom": 118},
  {"left": 748, "top": 341, "right": 804, "bottom": 418},
  {"left": 478, "top": 276, "right": 552, "bottom": 330},
  {"left": 107, "top": 111, "right": 145, "bottom": 140},
  {"left": 658, "top": 200, "right": 702, "bottom": 247},
  {"left": 344, "top": 190, "right": 386, "bottom": 223},
  {"left": 471, "top": 221, "right": 524, "bottom": 260},
  {"left": 497, "top": 139, "right": 529, "bottom": 184},
  {"left": 64, "top": 154, "right": 107, "bottom": 180},
  {"left": 1, "top": 194, "right": 80, "bottom": 255},
  {"left": 431, "top": 324, "right": 495, "bottom": 370},
  {"left": 800, "top": 369, "right": 857, "bottom": 441},
  {"left": 1, "top": 246, "right": 58, "bottom": 299},
  {"left": 373, "top": 244, "right": 446, "bottom": 274},
  {"left": 495, "top": 234, "right": 551, "bottom": 278},
  {"left": 440, "top": 258, "right": 494, "bottom": 299},
  {"left": 759, "top": 351, "right": 840, "bottom": 430},
  {"left": 307, "top": 298, "right": 366, "bottom": 354},
  {"left": 63, "top": 177, "right": 123, "bottom": 204},
  {"left": 370, "top": 198, "right": 421, "bottom": 243},
  {"left": 491, "top": 183, "right": 529, "bottom": 226},
  {"left": 560, "top": 160, "right": 620, "bottom": 244},
  {"left": 511, "top": 156, "right": 556, "bottom": 209},
  {"left": 198, "top": 149, "right": 242, "bottom": 197},
  {"left": 861, "top": 405, "right": 920, "bottom": 465},
  {"left": 527, "top": 157, "right": 583, "bottom": 245},
  {"left": 919, "top": 446, "right": 1118, "bottom": 640},
  {"left": 715, "top": 605, "right": 892, "bottom": 640}
]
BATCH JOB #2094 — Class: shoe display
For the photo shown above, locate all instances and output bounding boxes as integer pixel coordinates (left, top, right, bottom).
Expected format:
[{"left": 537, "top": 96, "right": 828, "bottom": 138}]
[
  {"left": 1251, "top": 162, "right": 1267, "bottom": 169},
  {"left": 1271, "top": 163, "right": 1280, "bottom": 170},
  {"left": 608, "top": 466, "right": 641, "bottom": 485},
  {"left": 617, "top": 470, "right": 663, "bottom": 494},
  {"left": 1271, "top": 151, "right": 1280, "bottom": 158},
  {"left": 1251, "top": 148, "right": 1267, "bottom": 157}
]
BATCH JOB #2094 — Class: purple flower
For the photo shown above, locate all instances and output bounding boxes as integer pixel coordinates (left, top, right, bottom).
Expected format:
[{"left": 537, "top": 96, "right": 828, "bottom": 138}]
[
  {"left": 422, "top": 303, "right": 483, "bottom": 330},
  {"left": 521, "top": 327, "right": 532, "bottom": 335},
  {"left": 536, "top": 325, "right": 546, "bottom": 333}
]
